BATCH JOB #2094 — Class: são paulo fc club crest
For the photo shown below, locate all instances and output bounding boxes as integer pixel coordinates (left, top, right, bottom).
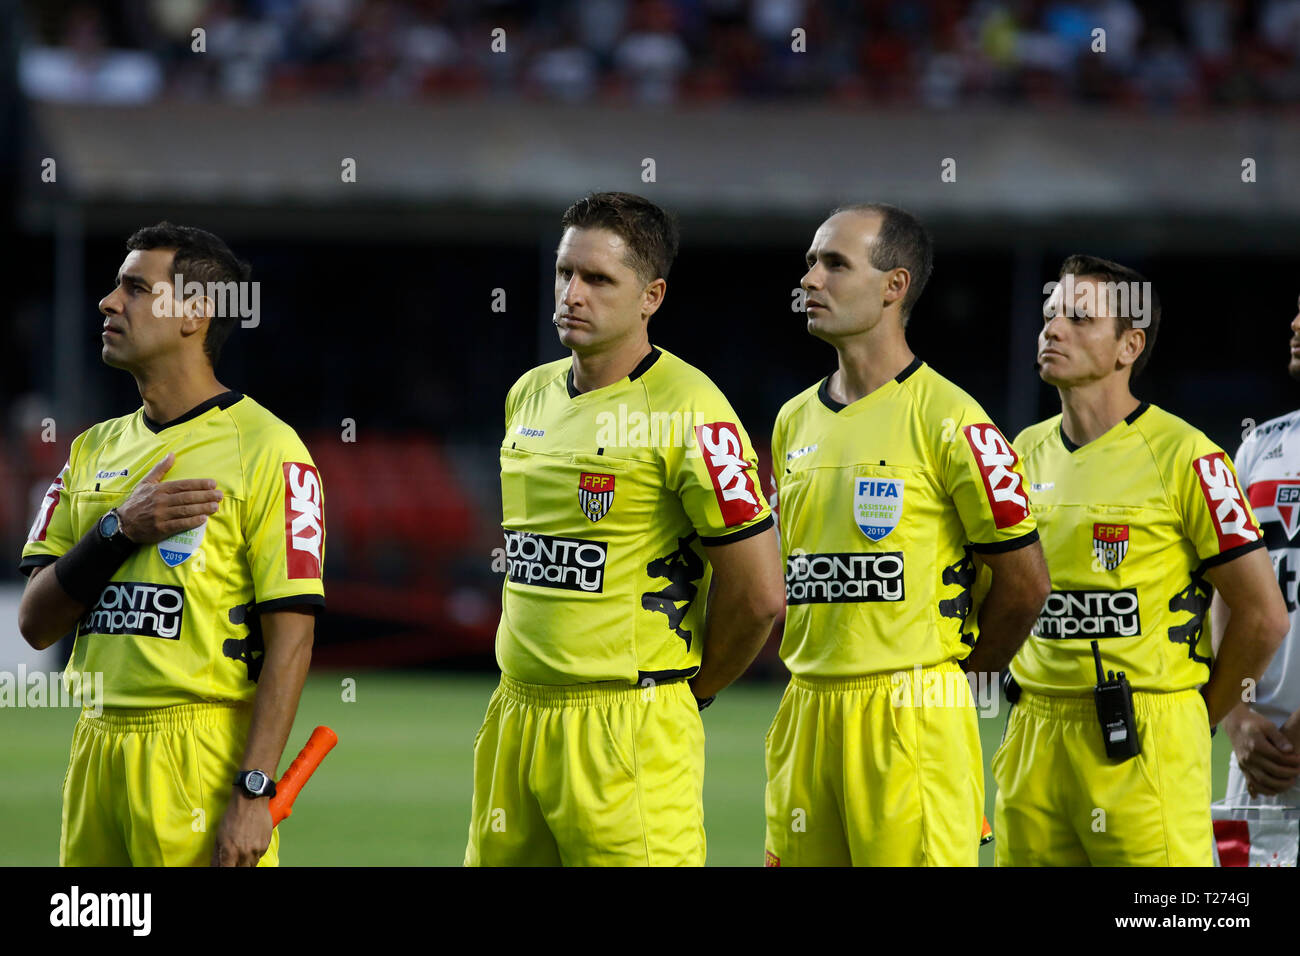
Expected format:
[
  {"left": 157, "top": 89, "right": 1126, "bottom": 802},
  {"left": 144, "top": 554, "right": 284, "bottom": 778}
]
[
  {"left": 1092, "top": 523, "right": 1129, "bottom": 571},
  {"left": 578, "top": 472, "right": 616, "bottom": 522},
  {"left": 853, "top": 477, "right": 904, "bottom": 542},
  {"left": 1273, "top": 483, "right": 1300, "bottom": 540},
  {"left": 158, "top": 521, "right": 205, "bottom": 568}
]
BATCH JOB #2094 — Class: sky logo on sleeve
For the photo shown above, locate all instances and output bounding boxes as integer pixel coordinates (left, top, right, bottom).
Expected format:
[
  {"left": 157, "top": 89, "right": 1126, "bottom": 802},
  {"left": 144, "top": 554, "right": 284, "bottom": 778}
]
[
  {"left": 696, "top": 422, "right": 762, "bottom": 527},
  {"left": 284, "top": 462, "right": 323, "bottom": 578},
  {"left": 854, "top": 477, "right": 904, "bottom": 542},
  {"left": 1194, "top": 452, "right": 1259, "bottom": 550},
  {"left": 963, "top": 424, "right": 1030, "bottom": 529}
]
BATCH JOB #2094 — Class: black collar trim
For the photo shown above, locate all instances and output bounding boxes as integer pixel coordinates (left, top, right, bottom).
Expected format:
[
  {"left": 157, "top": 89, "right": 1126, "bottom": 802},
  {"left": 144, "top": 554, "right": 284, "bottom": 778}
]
[
  {"left": 1058, "top": 421, "right": 1081, "bottom": 453},
  {"left": 817, "top": 357, "right": 922, "bottom": 413},
  {"left": 895, "top": 356, "right": 923, "bottom": 384},
  {"left": 628, "top": 347, "right": 662, "bottom": 381},
  {"left": 1125, "top": 401, "right": 1151, "bottom": 425},
  {"left": 143, "top": 390, "right": 243, "bottom": 434},
  {"left": 1059, "top": 401, "right": 1150, "bottom": 453},
  {"left": 817, "top": 377, "right": 846, "bottom": 412},
  {"left": 567, "top": 347, "right": 662, "bottom": 399}
]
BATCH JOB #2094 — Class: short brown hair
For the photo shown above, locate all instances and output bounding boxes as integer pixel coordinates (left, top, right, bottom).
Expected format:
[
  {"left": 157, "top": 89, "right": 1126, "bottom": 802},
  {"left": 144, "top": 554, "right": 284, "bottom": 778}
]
[
  {"left": 830, "top": 202, "right": 933, "bottom": 322},
  {"left": 560, "top": 192, "right": 680, "bottom": 285},
  {"left": 1057, "top": 254, "right": 1161, "bottom": 378},
  {"left": 126, "top": 221, "right": 251, "bottom": 367}
]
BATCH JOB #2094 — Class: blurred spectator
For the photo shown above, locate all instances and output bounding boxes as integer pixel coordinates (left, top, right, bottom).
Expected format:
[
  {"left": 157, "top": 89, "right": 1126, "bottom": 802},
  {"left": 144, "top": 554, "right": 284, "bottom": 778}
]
[
  {"left": 20, "top": 3, "right": 163, "bottom": 104},
  {"left": 17, "top": 0, "right": 1300, "bottom": 109}
]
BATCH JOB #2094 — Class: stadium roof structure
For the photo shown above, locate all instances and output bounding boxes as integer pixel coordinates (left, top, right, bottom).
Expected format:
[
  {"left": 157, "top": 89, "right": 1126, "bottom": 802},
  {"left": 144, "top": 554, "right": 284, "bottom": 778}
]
[{"left": 21, "top": 101, "right": 1300, "bottom": 250}]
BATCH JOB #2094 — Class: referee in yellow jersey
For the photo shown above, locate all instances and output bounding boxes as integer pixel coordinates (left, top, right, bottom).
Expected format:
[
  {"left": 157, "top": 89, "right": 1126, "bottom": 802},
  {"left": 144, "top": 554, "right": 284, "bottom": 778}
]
[
  {"left": 765, "top": 204, "right": 1051, "bottom": 867},
  {"left": 18, "top": 223, "right": 325, "bottom": 867},
  {"left": 994, "top": 255, "right": 1288, "bottom": 865},
  {"left": 465, "top": 193, "right": 785, "bottom": 866}
]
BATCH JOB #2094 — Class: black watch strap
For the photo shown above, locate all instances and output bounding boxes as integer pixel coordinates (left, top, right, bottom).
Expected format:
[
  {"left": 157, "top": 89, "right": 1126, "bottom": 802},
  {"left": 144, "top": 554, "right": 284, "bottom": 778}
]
[
  {"left": 54, "top": 511, "right": 137, "bottom": 605},
  {"left": 235, "top": 770, "right": 277, "bottom": 798},
  {"left": 695, "top": 695, "right": 715, "bottom": 712}
]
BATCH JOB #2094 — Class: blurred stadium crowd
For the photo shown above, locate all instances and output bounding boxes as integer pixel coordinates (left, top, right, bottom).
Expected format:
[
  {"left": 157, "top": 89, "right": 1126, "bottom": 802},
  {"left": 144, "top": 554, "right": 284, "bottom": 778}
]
[{"left": 20, "top": 0, "right": 1300, "bottom": 109}]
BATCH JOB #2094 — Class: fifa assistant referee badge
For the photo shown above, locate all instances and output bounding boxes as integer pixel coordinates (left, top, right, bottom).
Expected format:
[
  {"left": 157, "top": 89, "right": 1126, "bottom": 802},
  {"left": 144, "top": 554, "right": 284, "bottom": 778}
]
[{"left": 235, "top": 770, "right": 277, "bottom": 799}]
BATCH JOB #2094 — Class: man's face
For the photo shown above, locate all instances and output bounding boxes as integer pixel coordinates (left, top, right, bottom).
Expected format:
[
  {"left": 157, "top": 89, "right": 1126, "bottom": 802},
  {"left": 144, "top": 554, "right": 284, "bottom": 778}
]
[
  {"left": 800, "top": 211, "right": 897, "bottom": 342},
  {"left": 1037, "top": 275, "right": 1143, "bottom": 388},
  {"left": 98, "top": 248, "right": 189, "bottom": 371},
  {"left": 1287, "top": 293, "right": 1300, "bottom": 380},
  {"left": 553, "top": 227, "right": 658, "bottom": 353}
]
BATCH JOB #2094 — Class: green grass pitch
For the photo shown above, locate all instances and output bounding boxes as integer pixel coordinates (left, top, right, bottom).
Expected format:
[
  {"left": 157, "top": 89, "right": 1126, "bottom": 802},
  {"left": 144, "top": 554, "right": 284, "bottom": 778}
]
[{"left": 0, "top": 671, "right": 1233, "bottom": 866}]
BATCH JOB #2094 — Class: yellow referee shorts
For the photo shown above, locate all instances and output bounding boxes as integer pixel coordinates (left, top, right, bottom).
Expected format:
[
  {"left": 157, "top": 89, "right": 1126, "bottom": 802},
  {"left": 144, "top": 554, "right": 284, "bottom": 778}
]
[
  {"left": 992, "top": 687, "right": 1213, "bottom": 866},
  {"left": 60, "top": 701, "right": 279, "bottom": 867},
  {"left": 464, "top": 674, "right": 705, "bottom": 866},
  {"left": 764, "top": 661, "right": 984, "bottom": 867}
]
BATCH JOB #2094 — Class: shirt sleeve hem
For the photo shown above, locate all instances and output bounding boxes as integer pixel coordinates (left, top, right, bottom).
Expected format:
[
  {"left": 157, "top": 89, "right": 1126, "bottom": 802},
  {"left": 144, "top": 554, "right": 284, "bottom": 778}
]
[
  {"left": 969, "top": 528, "right": 1040, "bottom": 554},
  {"left": 254, "top": 594, "right": 326, "bottom": 614},
  {"left": 1197, "top": 537, "right": 1266, "bottom": 574},
  {"left": 18, "top": 553, "right": 59, "bottom": 576},
  {"left": 699, "top": 514, "right": 775, "bottom": 546}
]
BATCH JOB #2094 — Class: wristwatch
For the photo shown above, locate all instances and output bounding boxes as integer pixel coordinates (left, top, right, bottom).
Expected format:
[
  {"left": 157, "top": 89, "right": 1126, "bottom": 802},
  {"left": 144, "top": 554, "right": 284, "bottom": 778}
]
[
  {"left": 234, "top": 769, "right": 277, "bottom": 799},
  {"left": 97, "top": 508, "right": 134, "bottom": 550}
]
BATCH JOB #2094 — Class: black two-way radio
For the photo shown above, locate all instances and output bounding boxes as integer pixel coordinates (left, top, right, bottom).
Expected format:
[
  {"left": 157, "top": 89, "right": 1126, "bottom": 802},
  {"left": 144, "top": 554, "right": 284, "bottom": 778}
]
[{"left": 1092, "top": 640, "right": 1141, "bottom": 761}]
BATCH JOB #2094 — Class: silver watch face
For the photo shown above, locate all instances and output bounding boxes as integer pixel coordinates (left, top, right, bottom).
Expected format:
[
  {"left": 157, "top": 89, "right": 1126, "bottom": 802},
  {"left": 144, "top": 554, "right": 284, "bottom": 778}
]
[
  {"left": 100, "top": 511, "right": 120, "bottom": 537},
  {"left": 246, "top": 771, "right": 267, "bottom": 794}
]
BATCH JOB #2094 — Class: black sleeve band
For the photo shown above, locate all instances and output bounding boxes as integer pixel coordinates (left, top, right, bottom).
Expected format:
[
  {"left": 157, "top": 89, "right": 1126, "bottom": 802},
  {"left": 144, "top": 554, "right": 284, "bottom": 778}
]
[
  {"left": 699, "top": 514, "right": 775, "bottom": 546},
  {"left": 52, "top": 525, "right": 137, "bottom": 606},
  {"left": 970, "top": 528, "right": 1040, "bottom": 555},
  {"left": 1197, "top": 537, "right": 1266, "bottom": 574},
  {"left": 18, "top": 554, "right": 57, "bottom": 577},
  {"left": 254, "top": 594, "right": 326, "bottom": 614}
]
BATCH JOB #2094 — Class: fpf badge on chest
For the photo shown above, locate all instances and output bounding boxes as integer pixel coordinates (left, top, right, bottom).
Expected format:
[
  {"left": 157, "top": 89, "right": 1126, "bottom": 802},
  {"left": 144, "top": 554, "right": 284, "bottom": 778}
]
[
  {"left": 579, "top": 472, "right": 616, "bottom": 522},
  {"left": 1092, "top": 522, "right": 1129, "bottom": 571}
]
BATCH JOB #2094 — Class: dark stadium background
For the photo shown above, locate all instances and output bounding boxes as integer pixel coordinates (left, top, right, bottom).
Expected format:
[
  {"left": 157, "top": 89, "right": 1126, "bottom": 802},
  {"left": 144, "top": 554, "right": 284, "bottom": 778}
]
[
  {"left": 8, "top": 230, "right": 1298, "bottom": 668},
  {"left": 2, "top": 0, "right": 1299, "bottom": 865}
]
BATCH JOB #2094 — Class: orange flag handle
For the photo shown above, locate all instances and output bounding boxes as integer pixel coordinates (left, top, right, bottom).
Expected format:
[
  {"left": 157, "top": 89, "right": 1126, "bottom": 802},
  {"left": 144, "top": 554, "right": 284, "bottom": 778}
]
[{"left": 269, "top": 726, "right": 338, "bottom": 826}]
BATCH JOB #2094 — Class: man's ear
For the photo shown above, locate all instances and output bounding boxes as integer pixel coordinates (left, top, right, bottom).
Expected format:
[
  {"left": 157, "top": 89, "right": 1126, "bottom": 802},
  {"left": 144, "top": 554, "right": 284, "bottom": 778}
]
[
  {"left": 180, "top": 295, "right": 214, "bottom": 336},
  {"left": 883, "top": 267, "right": 911, "bottom": 310},
  {"left": 1119, "top": 326, "right": 1146, "bottom": 369},
  {"left": 642, "top": 277, "right": 667, "bottom": 321}
]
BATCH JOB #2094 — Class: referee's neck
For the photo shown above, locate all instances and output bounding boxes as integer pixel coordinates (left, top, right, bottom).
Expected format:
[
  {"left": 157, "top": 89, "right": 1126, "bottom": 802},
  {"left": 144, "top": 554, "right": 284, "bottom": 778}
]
[
  {"left": 134, "top": 364, "right": 229, "bottom": 425},
  {"left": 570, "top": 339, "right": 653, "bottom": 395},
  {"left": 831, "top": 336, "right": 914, "bottom": 405},
  {"left": 1058, "top": 381, "right": 1140, "bottom": 448}
]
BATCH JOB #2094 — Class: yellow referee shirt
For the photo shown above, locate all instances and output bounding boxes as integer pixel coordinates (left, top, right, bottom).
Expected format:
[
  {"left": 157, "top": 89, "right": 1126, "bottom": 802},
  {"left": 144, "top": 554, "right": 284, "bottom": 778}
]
[
  {"left": 772, "top": 358, "right": 1039, "bottom": 677},
  {"left": 21, "top": 391, "right": 326, "bottom": 708},
  {"left": 1010, "top": 402, "right": 1262, "bottom": 695},
  {"left": 497, "top": 346, "right": 773, "bottom": 685}
]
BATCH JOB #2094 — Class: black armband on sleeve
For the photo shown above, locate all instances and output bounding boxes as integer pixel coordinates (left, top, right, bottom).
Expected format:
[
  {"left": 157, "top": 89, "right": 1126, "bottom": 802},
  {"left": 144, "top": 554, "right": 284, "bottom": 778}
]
[{"left": 53, "top": 526, "right": 137, "bottom": 606}]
